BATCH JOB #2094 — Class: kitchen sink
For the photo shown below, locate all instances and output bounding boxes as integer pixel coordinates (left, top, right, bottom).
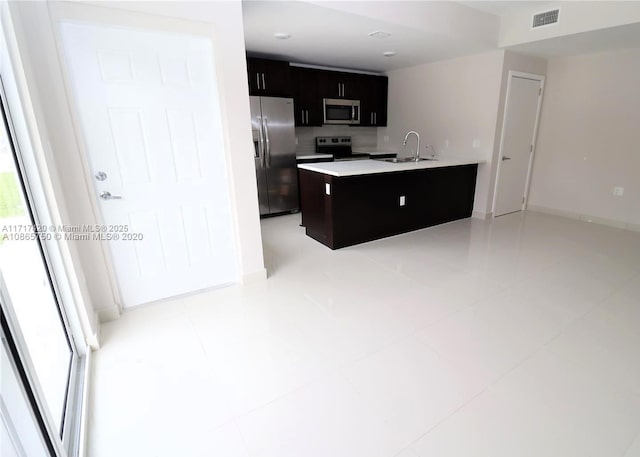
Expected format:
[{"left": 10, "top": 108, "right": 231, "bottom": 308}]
[{"left": 374, "top": 157, "right": 438, "bottom": 163}]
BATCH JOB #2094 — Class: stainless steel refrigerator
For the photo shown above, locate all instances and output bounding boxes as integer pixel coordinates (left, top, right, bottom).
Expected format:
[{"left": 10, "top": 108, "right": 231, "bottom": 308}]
[{"left": 250, "top": 96, "right": 299, "bottom": 216}]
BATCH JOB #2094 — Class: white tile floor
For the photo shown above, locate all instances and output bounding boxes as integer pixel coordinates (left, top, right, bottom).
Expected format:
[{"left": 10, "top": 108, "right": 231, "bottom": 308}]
[{"left": 88, "top": 211, "right": 640, "bottom": 457}]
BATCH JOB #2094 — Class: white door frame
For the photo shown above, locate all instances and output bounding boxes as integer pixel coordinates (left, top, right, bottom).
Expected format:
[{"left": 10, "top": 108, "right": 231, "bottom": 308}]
[
  {"left": 47, "top": 2, "right": 242, "bottom": 311},
  {"left": 492, "top": 70, "right": 545, "bottom": 217}
]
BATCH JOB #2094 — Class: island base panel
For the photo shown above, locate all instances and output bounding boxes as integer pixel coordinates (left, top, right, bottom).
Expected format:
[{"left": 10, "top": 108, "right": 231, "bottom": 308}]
[{"left": 299, "top": 165, "right": 477, "bottom": 249}]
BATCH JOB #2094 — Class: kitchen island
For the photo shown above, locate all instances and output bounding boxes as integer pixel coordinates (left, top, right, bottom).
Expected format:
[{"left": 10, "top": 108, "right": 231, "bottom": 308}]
[{"left": 297, "top": 158, "right": 484, "bottom": 249}]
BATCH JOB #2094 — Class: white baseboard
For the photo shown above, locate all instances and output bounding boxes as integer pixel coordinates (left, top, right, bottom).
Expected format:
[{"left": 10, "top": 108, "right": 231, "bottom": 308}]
[
  {"left": 97, "top": 306, "right": 120, "bottom": 323},
  {"left": 241, "top": 268, "right": 267, "bottom": 284},
  {"left": 527, "top": 205, "right": 640, "bottom": 233},
  {"left": 472, "top": 210, "right": 492, "bottom": 220}
]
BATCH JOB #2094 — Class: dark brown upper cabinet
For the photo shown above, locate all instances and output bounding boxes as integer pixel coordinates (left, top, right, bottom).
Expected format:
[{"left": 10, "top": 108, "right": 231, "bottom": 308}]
[
  {"left": 318, "top": 70, "right": 362, "bottom": 100},
  {"left": 246, "top": 57, "right": 388, "bottom": 127},
  {"left": 246, "top": 57, "right": 292, "bottom": 97},
  {"left": 359, "top": 75, "right": 388, "bottom": 127},
  {"left": 291, "top": 67, "right": 323, "bottom": 127}
]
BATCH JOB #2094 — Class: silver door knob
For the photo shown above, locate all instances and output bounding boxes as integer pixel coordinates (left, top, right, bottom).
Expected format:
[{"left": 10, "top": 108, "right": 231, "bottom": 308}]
[
  {"left": 502, "top": 156, "right": 512, "bottom": 161},
  {"left": 95, "top": 171, "right": 107, "bottom": 181},
  {"left": 99, "top": 191, "right": 122, "bottom": 200}
]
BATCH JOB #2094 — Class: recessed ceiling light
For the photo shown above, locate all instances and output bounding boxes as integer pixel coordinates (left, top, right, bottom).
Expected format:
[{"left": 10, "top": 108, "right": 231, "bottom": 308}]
[
  {"left": 273, "top": 32, "right": 291, "bottom": 40},
  {"left": 368, "top": 31, "right": 392, "bottom": 39},
  {"left": 383, "top": 51, "right": 396, "bottom": 57}
]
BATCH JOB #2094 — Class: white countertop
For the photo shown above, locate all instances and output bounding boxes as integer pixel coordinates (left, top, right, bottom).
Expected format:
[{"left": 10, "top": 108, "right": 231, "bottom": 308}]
[{"left": 297, "top": 157, "right": 486, "bottom": 177}]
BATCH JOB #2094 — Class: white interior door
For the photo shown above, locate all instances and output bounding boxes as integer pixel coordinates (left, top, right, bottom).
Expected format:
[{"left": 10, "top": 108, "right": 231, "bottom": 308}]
[
  {"left": 494, "top": 73, "right": 544, "bottom": 217},
  {"left": 59, "top": 22, "right": 237, "bottom": 307}
]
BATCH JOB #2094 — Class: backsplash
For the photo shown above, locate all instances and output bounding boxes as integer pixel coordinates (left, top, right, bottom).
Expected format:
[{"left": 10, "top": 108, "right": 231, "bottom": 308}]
[{"left": 295, "top": 126, "right": 378, "bottom": 153}]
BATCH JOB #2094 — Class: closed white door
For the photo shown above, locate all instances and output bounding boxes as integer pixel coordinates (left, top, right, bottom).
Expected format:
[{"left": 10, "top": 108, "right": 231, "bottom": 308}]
[
  {"left": 59, "top": 23, "right": 237, "bottom": 307},
  {"left": 494, "top": 74, "right": 544, "bottom": 217}
]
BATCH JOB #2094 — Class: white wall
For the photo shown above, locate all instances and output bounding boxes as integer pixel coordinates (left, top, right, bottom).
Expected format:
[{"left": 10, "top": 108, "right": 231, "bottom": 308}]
[
  {"left": 528, "top": 48, "right": 640, "bottom": 230},
  {"left": 500, "top": 2, "right": 640, "bottom": 47},
  {"left": 9, "top": 1, "right": 265, "bottom": 322},
  {"left": 378, "top": 51, "right": 505, "bottom": 215}
]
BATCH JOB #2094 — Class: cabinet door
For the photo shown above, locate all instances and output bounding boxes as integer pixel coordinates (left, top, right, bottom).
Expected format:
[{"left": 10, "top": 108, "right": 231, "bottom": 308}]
[
  {"left": 247, "top": 58, "right": 292, "bottom": 97},
  {"left": 317, "top": 70, "right": 358, "bottom": 99},
  {"left": 262, "top": 59, "right": 292, "bottom": 96},
  {"left": 356, "top": 75, "right": 388, "bottom": 127},
  {"left": 292, "top": 67, "right": 322, "bottom": 126},
  {"left": 359, "top": 76, "right": 376, "bottom": 127},
  {"left": 246, "top": 58, "right": 262, "bottom": 95},
  {"left": 374, "top": 76, "right": 388, "bottom": 126},
  {"left": 317, "top": 70, "right": 340, "bottom": 99}
]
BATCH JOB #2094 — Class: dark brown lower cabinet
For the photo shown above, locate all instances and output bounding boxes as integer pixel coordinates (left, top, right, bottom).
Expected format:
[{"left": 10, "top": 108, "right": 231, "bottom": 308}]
[{"left": 299, "top": 165, "right": 478, "bottom": 249}]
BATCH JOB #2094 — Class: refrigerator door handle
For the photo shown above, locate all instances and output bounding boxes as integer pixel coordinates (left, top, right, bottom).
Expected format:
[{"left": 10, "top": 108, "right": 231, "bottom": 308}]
[
  {"left": 257, "top": 116, "right": 266, "bottom": 168},
  {"left": 263, "top": 116, "right": 271, "bottom": 167}
]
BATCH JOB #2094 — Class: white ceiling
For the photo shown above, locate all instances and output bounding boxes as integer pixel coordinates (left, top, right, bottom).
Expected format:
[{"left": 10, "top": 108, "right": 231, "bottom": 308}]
[
  {"left": 242, "top": 1, "right": 640, "bottom": 73},
  {"left": 242, "top": 1, "right": 499, "bottom": 73}
]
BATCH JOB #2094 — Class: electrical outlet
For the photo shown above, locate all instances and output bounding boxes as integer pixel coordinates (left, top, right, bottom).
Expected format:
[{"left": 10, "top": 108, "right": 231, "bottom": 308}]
[
  {"left": 383, "top": 135, "right": 389, "bottom": 143},
  {"left": 472, "top": 139, "right": 481, "bottom": 148},
  {"left": 613, "top": 186, "right": 624, "bottom": 197},
  {"left": 444, "top": 139, "right": 449, "bottom": 148},
  {"left": 399, "top": 195, "right": 406, "bottom": 206}
]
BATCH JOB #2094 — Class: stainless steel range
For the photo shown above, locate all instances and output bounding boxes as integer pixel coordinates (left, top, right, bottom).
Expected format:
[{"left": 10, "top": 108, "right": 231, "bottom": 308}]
[{"left": 315, "top": 136, "right": 370, "bottom": 161}]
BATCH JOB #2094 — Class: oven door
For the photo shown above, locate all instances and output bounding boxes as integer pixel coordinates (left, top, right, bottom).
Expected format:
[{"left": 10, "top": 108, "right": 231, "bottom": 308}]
[{"left": 323, "top": 98, "right": 360, "bottom": 125}]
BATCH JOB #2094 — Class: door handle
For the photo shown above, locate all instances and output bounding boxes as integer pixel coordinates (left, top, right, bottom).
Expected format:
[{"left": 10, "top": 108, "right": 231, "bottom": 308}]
[
  {"left": 263, "top": 117, "right": 271, "bottom": 167},
  {"left": 502, "top": 156, "right": 512, "bottom": 161},
  {"left": 262, "top": 73, "right": 266, "bottom": 91},
  {"left": 258, "top": 116, "right": 266, "bottom": 167},
  {"left": 99, "top": 191, "right": 122, "bottom": 200}
]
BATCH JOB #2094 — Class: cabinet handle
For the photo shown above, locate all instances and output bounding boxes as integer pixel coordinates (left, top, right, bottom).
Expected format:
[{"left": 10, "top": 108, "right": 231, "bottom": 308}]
[
  {"left": 262, "top": 73, "right": 266, "bottom": 91},
  {"left": 305, "top": 110, "right": 309, "bottom": 124},
  {"left": 337, "top": 83, "right": 341, "bottom": 97},
  {"left": 342, "top": 83, "right": 345, "bottom": 97},
  {"left": 374, "top": 112, "right": 377, "bottom": 124},
  {"left": 256, "top": 73, "right": 260, "bottom": 90},
  {"left": 301, "top": 110, "right": 304, "bottom": 124}
]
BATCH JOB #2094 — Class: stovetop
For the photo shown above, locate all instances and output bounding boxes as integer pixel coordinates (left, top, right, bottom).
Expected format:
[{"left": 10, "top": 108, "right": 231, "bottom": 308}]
[{"left": 316, "top": 136, "right": 370, "bottom": 160}]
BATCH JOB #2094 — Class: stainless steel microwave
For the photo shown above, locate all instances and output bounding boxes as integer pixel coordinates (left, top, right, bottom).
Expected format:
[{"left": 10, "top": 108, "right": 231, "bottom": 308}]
[{"left": 323, "top": 98, "right": 360, "bottom": 125}]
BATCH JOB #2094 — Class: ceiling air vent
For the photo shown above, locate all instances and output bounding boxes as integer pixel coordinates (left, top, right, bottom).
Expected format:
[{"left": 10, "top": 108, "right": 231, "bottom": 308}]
[{"left": 532, "top": 9, "right": 560, "bottom": 28}]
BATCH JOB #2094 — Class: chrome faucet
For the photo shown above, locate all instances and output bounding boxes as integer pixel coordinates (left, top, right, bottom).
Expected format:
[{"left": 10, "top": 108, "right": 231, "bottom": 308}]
[{"left": 403, "top": 131, "right": 420, "bottom": 161}]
